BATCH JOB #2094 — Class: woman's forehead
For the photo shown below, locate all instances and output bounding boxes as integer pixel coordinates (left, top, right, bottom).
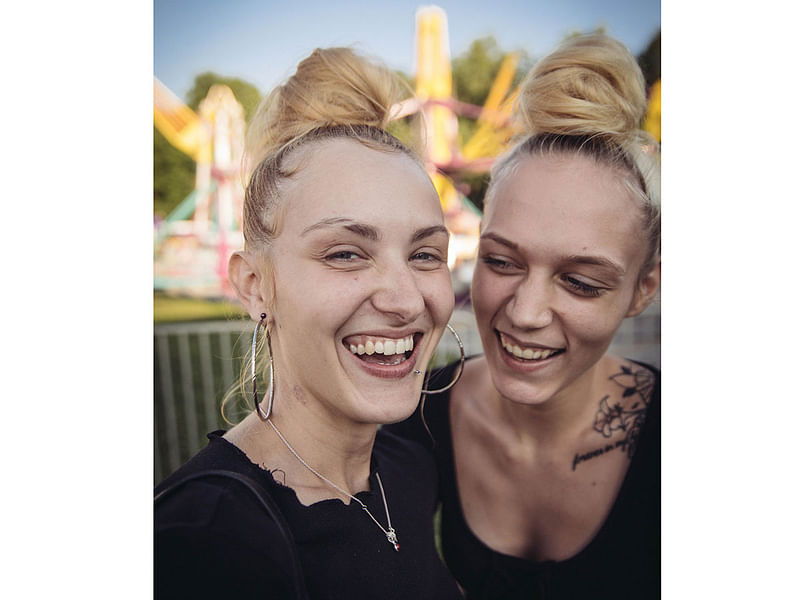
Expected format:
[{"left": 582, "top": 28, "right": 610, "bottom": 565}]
[
  {"left": 277, "top": 139, "right": 442, "bottom": 235},
  {"left": 484, "top": 154, "right": 645, "bottom": 261}
]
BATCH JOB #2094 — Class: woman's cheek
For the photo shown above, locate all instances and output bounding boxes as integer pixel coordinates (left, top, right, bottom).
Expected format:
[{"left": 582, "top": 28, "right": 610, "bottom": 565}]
[
  {"left": 564, "top": 298, "right": 626, "bottom": 346},
  {"left": 472, "top": 271, "right": 506, "bottom": 320}
]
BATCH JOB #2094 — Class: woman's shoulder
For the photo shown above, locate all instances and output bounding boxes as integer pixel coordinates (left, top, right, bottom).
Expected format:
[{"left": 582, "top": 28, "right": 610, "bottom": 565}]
[
  {"left": 154, "top": 432, "right": 282, "bottom": 534},
  {"left": 601, "top": 355, "right": 660, "bottom": 400},
  {"left": 155, "top": 431, "right": 242, "bottom": 494},
  {"left": 155, "top": 434, "right": 298, "bottom": 595},
  {"left": 156, "top": 476, "right": 295, "bottom": 599}
]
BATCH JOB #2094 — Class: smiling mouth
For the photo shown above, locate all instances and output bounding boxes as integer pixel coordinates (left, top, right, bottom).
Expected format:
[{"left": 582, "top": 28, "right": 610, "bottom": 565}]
[
  {"left": 497, "top": 332, "right": 564, "bottom": 361},
  {"left": 343, "top": 333, "right": 421, "bottom": 366}
]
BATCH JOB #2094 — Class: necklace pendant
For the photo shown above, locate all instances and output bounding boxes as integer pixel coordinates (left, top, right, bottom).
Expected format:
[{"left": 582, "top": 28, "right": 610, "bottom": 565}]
[{"left": 386, "top": 528, "right": 399, "bottom": 552}]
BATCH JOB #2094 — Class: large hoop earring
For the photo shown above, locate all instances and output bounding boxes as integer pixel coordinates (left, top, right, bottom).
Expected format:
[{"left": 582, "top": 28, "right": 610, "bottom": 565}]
[
  {"left": 421, "top": 323, "right": 465, "bottom": 395},
  {"left": 251, "top": 313, "right": 274, "bottom": 420}
]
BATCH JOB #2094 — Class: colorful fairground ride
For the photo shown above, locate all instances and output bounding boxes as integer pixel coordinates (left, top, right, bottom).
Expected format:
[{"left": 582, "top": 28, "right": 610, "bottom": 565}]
[
  {"left": 153, "top": 78, "right": 245, "bottom": 298},
  {"left": 153, "top": 5, "right": 660, "bottom": 300}
]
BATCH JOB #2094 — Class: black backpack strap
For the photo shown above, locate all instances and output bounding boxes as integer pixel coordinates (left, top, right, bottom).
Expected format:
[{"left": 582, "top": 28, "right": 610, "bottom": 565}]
[{"left": 155, "top": 469, "right": 309, "bottom": 600}]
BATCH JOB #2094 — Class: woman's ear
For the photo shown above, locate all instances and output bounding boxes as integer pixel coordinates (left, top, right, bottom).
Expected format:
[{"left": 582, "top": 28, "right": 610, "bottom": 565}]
[
  {"left": 228, "top": 251, "right": 272, "bottom": 321},
  {"left": 626, "top": 259, "right": 661, "bottom": 318}
]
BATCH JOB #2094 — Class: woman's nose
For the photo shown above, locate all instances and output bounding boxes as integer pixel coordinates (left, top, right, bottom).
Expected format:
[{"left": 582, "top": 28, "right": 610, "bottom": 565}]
[
  {"left": 370, "top": 264, "right": 426, "bottom": 323},
  {"left": 506, "top": 275, "right": 554, "bottom": 329}
]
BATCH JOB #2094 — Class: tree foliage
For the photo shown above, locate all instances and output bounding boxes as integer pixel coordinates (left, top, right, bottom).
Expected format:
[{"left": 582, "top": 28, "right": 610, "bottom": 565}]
[
  {"left": 185, "top": 72, "right": 262, "bottom": 123},
  {"left": 154, "top": 126, "right": 195, "bottom": 219},
  {"left": 451, "top": 36, "right": 532, "bottom": 102},
  {"left": 448, "top": 36, "right": 532, "bottom": 210},
  {"left": 637, "top": 30, "right": 661, "bottom": 89},
  {"left": 452, "top": 36, "right": 506, "bottom": 107}
]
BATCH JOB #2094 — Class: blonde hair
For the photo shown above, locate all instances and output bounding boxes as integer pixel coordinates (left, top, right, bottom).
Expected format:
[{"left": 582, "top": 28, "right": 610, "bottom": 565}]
[
  {"left": 223, "top": 47, "right": 420, "bottom": 422},
  {"left": 488, "top": 34, "right": 660, "bottom": 276},
  {"left": 241, "top": 47, "right": 419, "bottom": 252}
]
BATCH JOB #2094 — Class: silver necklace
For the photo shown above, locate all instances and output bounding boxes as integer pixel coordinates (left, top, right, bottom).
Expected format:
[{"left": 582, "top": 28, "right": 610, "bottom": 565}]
[{"left": 264, "top": 418, "right": 399, "bottom": 552}]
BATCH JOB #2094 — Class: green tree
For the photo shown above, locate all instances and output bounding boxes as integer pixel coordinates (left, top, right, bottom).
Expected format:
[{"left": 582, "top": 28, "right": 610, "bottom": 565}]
[
  {"left": 449, "top": 36, "right": 531, "bottom": 211},
  {"left": 451, "top": 36, "right": 532, "bottom": 105},
  {"left": 185, "top": 72, "right": 262, "bottom": 122},
  {"left": 153, "top": 127, "right": 195, "bottom": 219},
  {"left": 637, "top": 30, "right": 661, "bottom": 89},
  {"left": 452, "top": 36, "right": 506, "bottom": 107}
]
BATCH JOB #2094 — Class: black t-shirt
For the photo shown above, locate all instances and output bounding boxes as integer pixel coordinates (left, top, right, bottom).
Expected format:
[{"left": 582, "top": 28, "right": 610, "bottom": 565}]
[
  {"left": 387, "top": 360, "right": 661, "bottom": 599},
  {"left": 155, "top": 428, "right": 463, "bottom": 599}
]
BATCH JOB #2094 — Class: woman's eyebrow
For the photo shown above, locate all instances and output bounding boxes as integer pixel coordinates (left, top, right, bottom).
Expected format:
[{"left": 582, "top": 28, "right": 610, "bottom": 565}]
[
  {"left": 302, "top": 219, "right": 448, "bottom": 243},
  {"left": 562, "top": 254, "right": 626, "bottom": 277},
  {"left": 480, "top": 231, "right": 520, "bottom": 252},
  {"left": 411, "top": 225, "right": 449, "bottom": 243},
  {"left": 301, "top": 218, "right": 379, "bottom": 241}
]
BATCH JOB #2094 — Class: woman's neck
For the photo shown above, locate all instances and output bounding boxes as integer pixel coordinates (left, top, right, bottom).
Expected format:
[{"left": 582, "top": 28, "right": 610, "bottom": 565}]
[
  {"left": 226, "top": 394, "right": 378, "bottom": 504},
  {"left": 488, "top": 359, "right": 606, "bottom": 450}
]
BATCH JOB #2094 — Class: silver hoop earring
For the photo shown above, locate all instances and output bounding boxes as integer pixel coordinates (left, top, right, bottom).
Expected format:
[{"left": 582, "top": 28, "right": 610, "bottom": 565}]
[
  {"left": 251, "top": 313, "right": 274, "bottom": 420},
  {"left": 421, "top": 323, "right": 465, "bottom": 395}
]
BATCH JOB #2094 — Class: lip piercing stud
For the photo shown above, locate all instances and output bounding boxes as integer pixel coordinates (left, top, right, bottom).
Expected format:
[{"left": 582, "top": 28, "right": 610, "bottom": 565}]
[{"left": 413, "top": 370, "right": 422, "bottom": 375}]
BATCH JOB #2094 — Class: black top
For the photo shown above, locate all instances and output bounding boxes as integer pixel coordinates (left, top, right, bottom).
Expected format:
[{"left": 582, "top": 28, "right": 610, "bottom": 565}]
[
  {"left": 155, "top": 428, "right": 463, "bottom": 599},
  {"left": 386, "top": 360, "right": 661, "bottom": 599}
]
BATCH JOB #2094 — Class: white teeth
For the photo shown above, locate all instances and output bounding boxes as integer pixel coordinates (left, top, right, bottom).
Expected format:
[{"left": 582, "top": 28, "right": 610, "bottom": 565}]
[
  {"left": 346, "top": 335, "right": 416, "bottom": 357},
  {"left": 499, "top": 333, "right": 560, "bottom": 361}
]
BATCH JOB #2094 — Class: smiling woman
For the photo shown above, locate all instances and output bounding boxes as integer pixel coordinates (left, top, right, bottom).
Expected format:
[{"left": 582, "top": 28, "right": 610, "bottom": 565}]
[
  {"left": 154, "top": 47, "right": 461, "bottom": 599},
  {"left": 388, "top": 34, "right": 661, "bottom": 598}
]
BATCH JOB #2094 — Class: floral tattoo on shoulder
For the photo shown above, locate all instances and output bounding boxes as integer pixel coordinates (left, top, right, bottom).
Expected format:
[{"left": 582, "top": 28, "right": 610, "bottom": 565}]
[{"left": 572, "top": 365, "right": 655, "bottom": 470}]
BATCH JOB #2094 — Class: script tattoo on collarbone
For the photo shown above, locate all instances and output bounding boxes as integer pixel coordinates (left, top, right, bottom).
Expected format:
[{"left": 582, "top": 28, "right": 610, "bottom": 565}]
[{"left": 572, "top": 365, "right": 655, "bottom": 471}]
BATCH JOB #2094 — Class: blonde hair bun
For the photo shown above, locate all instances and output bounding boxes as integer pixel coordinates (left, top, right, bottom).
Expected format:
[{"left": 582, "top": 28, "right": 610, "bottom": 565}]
[
  {"left": 518, "top": 34, "right": 647, "bottom": 144},
  {"left": 246, "top": 47, "right": 405, "bottom": 169}
]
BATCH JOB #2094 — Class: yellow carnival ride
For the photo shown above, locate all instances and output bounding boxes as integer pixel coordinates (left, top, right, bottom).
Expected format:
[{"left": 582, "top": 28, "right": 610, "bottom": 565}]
[{"left": 154, "top": 6, "right": 660, "bottom": 299}]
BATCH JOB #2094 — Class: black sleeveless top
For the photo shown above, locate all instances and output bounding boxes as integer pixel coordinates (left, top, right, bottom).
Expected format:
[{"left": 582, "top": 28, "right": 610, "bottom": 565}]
[{"left": 386, "top": 360, "right": 661, "bottom": 599}]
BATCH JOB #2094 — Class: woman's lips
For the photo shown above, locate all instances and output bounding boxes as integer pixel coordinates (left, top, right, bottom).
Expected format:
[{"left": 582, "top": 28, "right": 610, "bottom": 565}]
[
  {"left": 497, "top": 331, "right": 564, "bottom": 363},
  {"left": 342, "top": 332, "right": 423, "bottom": 379}
]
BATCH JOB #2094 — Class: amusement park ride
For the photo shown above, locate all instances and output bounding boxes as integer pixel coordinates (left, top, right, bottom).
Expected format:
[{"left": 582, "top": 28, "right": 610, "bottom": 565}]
[{"left": 154, "top": 6, "right": 660, "bottom": 299}]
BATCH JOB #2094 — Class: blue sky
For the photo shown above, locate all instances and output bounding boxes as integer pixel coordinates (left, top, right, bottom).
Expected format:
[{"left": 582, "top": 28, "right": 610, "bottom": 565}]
[{"left": 155, "top": 0, "right": 660, "bottom": 100}]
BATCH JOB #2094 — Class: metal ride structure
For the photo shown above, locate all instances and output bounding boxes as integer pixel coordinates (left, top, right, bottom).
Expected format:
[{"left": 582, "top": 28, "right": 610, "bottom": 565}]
[
  {"left": 153, "top": 5, "right": 660, "bottom": 299},
  {"left": 153, "top": 6, "right": 519, "bottom": 299},
  {"left": 154, "top": 79, "right": 245, "bottom": 298},
  {"left": 399, "top": 6, "right": 522, "bottom": 294}
]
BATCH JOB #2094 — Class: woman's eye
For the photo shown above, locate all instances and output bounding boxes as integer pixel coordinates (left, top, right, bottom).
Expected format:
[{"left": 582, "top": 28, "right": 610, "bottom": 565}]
[
  {"left": 325, "top": 250, "right": 362, "bottom": 262},
  {"left": 563, "top": 275, "right": 603, "bottom": 297},
  {"left": 481, "top": 255, "right": 516, "bottom": 271},
  {"left": 410, "top": 251, "right": 445, "bottom": 271},
  {"left": 411, "top": 251, "right": 441, "bottom": 262}
]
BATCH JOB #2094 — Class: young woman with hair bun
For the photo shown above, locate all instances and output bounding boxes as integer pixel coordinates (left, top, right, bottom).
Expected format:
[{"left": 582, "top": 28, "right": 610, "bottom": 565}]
[
  {"left": 389, "top": 34, "right": 661, "bottom": 598},
  {"left": 155, "top": 47, "right": 462, "bottom": 599}
]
